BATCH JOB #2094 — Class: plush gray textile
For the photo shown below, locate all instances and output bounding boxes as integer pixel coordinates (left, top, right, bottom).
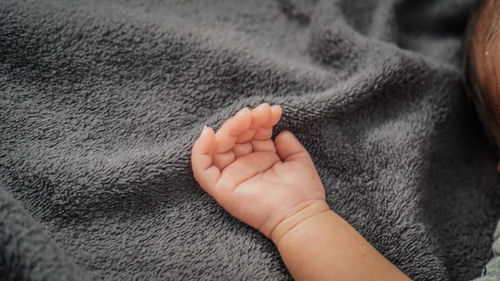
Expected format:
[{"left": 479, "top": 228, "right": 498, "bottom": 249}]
[
  {"left": 475, "top": 221, "right": 500, "bottom": 281},
  {"left": 1, "top": 0, "right": 499, "bottom": 280}
]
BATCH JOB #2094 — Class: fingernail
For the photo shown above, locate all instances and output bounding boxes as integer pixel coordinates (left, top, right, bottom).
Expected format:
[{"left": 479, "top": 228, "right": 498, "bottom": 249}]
[
  {"left": 201, "top": 125, "right": 208, "bottom": 135},
  {"left": 236, "top": 107, "right": 249, "bottom": 117}
]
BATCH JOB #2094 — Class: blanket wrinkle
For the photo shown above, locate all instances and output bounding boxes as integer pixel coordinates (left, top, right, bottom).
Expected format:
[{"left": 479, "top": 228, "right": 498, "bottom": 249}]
[{"left": 1, "top": 0, "right": 500, "bottom": 280}]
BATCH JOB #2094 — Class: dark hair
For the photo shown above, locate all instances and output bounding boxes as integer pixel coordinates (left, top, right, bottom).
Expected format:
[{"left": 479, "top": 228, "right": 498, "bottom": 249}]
[{"left": 463, "top": 0, "right": 500, "bottom": 153}]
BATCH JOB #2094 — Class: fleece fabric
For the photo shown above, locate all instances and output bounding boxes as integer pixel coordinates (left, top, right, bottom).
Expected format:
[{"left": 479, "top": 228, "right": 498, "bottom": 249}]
[{"left": 1, "top": 0, "right": 499, "bottom": 280}]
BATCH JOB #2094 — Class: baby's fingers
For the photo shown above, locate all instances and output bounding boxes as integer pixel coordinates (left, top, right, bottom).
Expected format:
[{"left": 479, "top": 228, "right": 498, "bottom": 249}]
[
  {"left": 251, "top": 105, "right": 282, "bottom": 153},
  {"left": 253, "top": 105, "right": 282, "bottom": 140},
  {"left": 214, "top": 108, "right": 252, "bottom": 153},
  {"left": 191, "top": 126, "right": 221, "bottom": 196},
  {"left": 236, "top": 103, "right": 271, "bottom": 143}
]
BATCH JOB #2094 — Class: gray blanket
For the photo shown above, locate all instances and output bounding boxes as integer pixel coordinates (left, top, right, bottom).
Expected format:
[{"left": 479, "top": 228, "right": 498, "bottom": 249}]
[{"left": 1, "top": 0, "right": 499, "bottom": 280}]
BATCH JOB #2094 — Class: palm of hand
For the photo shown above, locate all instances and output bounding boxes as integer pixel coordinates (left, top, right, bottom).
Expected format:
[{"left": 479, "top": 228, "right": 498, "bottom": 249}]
[{"left": 191, "top": 104, "right": 325, "bottom": 238}]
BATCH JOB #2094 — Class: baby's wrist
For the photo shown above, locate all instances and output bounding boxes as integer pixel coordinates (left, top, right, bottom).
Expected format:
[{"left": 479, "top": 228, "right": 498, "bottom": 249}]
[{"left": 270, "top": 200, "right": 331, "bottom": 245}]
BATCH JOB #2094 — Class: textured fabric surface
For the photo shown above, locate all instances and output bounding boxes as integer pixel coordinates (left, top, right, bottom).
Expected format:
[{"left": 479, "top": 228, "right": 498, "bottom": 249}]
[
  {"left": 475, "top": 221, "right": 500, "bottom": 281},
  {"left": 1, "top": 0, "right": 500, "bottom": 280}
]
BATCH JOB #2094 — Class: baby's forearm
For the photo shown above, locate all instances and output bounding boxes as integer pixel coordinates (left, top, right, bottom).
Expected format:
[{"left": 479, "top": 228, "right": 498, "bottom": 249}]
[{"left": 271, "top": 201, "right": 411, "bottom": 281}]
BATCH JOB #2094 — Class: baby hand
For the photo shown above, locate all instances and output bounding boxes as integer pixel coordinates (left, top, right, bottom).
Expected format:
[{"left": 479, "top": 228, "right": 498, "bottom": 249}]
[{"left": 191, "top": 104, "right": 326, "bottom": 239}]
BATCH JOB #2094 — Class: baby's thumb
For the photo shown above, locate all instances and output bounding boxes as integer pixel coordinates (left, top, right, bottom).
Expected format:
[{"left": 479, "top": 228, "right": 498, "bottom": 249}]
[{"left": 274, "top": 130, "right": 312, "bottom": 163}]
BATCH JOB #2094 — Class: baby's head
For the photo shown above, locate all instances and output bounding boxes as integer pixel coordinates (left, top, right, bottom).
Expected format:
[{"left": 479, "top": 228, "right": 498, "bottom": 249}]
[{"left": 464, "top": 0, "right": 500, "bottom": 156}]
